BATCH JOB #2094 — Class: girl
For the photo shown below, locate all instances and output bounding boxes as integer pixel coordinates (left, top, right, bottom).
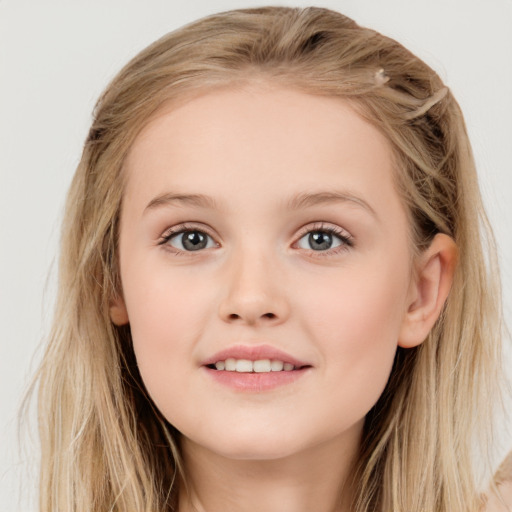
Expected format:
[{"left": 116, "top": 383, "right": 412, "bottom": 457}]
[{"left": 32, "top": 6, "right": 509, "bottom": 512}]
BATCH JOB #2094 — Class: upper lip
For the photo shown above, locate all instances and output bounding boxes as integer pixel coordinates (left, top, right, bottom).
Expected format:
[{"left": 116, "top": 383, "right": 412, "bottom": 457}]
[{"left": 202, "top": 344, "right": 311, "bottom": 368}]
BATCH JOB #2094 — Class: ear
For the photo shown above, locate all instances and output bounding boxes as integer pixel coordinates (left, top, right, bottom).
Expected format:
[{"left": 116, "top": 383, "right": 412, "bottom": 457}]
[
  {"left": 398, "top": 233, "right": 458, "bottom": 348},
  {"left": 109, "top": 294, "right": 129, "bottom": 326}
]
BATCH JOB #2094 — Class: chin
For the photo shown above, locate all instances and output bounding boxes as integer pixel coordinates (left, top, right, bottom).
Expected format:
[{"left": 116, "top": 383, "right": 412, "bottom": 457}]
[
  {"left": 211, "top": 440, "right": 303, "bottom": 461},
  {"left": 184, "top": 422, "right": 309, "bottom": 461}
]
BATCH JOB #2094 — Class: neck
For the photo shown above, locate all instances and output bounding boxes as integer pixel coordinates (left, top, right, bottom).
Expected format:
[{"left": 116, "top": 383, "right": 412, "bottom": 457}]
[{"left": 177, "top": 423, "right": 362, "bottom": 512}]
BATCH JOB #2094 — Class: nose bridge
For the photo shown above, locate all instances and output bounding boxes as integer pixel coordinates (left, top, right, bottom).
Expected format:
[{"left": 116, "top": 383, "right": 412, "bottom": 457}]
[{"left": 218, "top": 239, "right": 289, "bottom": 326}]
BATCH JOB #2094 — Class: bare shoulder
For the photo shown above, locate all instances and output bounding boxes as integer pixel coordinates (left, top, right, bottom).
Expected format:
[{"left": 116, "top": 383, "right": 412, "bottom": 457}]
[
  {"left": 483, "top": 452, "right": 512, "bottom": 512},
  {"left": 484, "top": 481, "right": 512, "bottom": 512}
]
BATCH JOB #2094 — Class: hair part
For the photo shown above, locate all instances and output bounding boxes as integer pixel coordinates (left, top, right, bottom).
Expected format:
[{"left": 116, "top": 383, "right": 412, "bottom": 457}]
[{"left": 30, "top": 6, "right": 502, "bottom": 511}]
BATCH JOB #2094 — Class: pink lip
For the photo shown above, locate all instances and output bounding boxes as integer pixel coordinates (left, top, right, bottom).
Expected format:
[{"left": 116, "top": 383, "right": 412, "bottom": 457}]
[
  {"left": 201, "top": 344, "right": 312, "bottom": 392},
  {"left": 203, "top": 366, "right": 311, "bottom": 392},
  {"left": 201, "top": 344, "right": 310, "bottom": 368}
]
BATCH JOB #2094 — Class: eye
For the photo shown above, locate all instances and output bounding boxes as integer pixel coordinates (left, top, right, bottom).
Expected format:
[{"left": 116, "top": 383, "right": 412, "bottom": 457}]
[
  {"left": 161, "top": 226, "right": 217, "bottom": 252},
  {"left": 296, "top": 224, "right": 353, "bottom": 252}
]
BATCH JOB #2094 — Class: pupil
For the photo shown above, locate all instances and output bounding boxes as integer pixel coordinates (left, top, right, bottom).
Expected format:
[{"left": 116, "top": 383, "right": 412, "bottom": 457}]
[
  {"left": 309, "top": 231, "right": 332, "bottom": 250},
  {"left": 182, "top": 231, "right": 207, "bottom": 251}
]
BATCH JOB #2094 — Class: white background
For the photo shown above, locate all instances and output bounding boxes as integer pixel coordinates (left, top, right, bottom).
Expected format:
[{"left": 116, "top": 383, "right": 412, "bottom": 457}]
[{"left": 1, "top": 1, "right": 511, "bottom": 510}]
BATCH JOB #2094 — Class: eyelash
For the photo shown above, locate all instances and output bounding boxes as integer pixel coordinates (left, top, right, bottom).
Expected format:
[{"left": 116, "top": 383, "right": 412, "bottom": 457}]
[{"left": 158, "top": 222, "right": 354, "bottom": 258}]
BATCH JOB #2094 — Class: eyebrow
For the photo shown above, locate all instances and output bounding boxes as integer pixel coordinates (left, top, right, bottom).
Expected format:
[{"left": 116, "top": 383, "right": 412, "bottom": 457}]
[
  {"left": 144, "top": 190, "right": 376, "bottom": 217},
  {"left": 145, "top": 193, "right": 220, "bottom": 212},
  {"left": 285, "top": 191, "right": 376, "bottom": 217}
]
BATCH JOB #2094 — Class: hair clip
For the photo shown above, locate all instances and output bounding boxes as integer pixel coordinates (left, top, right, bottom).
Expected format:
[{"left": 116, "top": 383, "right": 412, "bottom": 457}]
[{"left": 374, "top": 68, "right": 390, "bottom": 86}]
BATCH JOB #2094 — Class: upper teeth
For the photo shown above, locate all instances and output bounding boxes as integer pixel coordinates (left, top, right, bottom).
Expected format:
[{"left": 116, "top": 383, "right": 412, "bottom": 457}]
[{"left": 214, "top": 359, "right": 295, "bottom": 372}]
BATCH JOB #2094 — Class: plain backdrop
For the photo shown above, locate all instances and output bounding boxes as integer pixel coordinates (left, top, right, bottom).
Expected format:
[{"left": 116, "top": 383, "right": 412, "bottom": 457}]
[{"left": 1, "top": 0, "right": 511, "bottom": 510}]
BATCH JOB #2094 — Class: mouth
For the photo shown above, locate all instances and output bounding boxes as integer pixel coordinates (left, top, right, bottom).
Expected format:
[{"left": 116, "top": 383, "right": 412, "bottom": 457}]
[
  {"left": 201, "top": 343, "right": 311, "bottom": 371},
  {"left": 205, "top": 358, "right": 311, "bottom": 373},
  {"left": 201, "top": 344, "right": 312, "bottom": 391}
]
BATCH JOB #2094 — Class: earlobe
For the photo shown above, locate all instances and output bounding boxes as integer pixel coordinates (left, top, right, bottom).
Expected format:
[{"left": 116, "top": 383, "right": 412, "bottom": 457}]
[
  {"left": 398, "top": 233, "right": 458, "bottom": 348},
  {"left": 109, "top": 295, "right": 129, "bottom": 326}
]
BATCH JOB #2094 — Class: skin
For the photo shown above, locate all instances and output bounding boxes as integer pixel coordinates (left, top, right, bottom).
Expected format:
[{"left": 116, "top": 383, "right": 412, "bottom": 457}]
[
  {"left": 111, "top": 84, "right": 457, "bottom": 512},
  {"left": 485, "top": 482, "right": 512, "bottom": 512},
  {"left": 485, "top": 452, "right": 512, "bottom": 511}
]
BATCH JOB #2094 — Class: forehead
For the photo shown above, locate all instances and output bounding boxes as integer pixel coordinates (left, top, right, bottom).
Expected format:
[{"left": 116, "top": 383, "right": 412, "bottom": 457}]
[{"left": 122, "top": 85, "right": 403, "bottom": 222}]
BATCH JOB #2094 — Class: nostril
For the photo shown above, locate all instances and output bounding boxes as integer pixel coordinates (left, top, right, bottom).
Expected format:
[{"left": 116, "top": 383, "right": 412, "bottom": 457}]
[{"left": 226, "top": 313, "right": 276, "bottom": 320}]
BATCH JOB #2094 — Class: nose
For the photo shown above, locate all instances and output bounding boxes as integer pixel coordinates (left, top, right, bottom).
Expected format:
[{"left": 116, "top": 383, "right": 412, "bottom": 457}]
[{"left": 218, "top": 246, "right": 290, "bottom": 327}]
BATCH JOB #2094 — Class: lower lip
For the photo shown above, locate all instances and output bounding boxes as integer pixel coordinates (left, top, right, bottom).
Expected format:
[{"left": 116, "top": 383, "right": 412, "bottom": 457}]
[{"left": 203, "top": 366, "right": 311, "bottom": 392}]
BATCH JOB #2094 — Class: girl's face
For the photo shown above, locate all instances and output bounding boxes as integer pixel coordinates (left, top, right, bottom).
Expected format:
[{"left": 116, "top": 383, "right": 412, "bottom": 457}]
[{"left": 115, "top": 85, "right": 417, "bottom": 461}]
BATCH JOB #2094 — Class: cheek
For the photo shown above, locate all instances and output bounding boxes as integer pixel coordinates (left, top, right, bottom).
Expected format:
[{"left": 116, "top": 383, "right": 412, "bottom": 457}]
[
  {"left": 124, "top": 260, "right": 217, "bottom": 334},
  {"left": 304, "top": 259, "right": 408, "bottom": 337},
  {"left": 121, "top": 266, "right": 216, "bottom": 401},
  {"left": 300, "top": 260, "right": 410, "bottom": 406}
]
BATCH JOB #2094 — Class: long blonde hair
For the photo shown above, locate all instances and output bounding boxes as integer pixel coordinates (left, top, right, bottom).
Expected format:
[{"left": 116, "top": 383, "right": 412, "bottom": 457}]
[{"left": 31, "top": 6, "right": 502, "bottom": 511}]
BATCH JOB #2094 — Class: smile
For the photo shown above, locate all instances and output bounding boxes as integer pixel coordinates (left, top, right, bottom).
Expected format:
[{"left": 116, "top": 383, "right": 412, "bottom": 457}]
[
  {"left": 202, "top": 345, "right": 312, "bottom": 391},
  {"left": 207, "top": 358, "right": 299, "bottom": 372}
]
